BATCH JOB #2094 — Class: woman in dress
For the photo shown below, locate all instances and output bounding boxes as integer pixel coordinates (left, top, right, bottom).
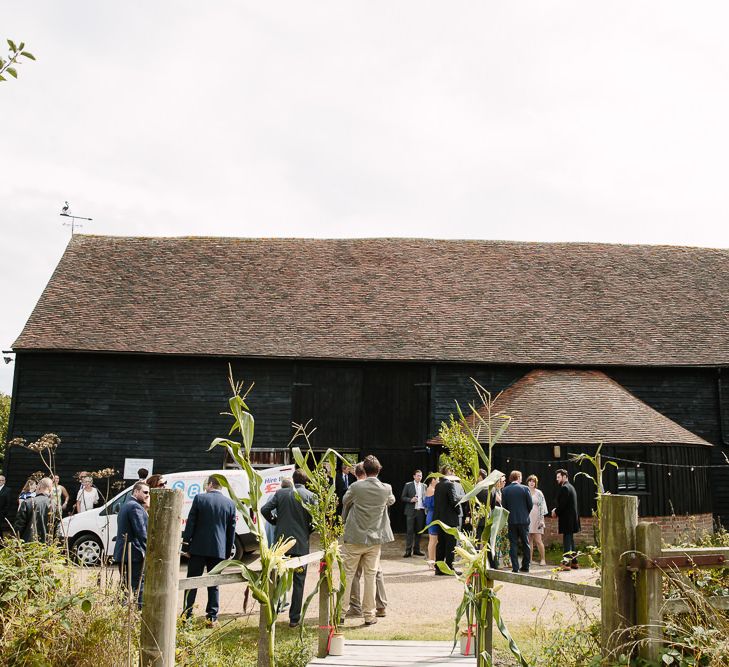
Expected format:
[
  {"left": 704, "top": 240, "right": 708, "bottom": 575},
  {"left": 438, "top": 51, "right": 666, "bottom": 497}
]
[
  {"left": 488, "top": 474, "right": 506, "bottom": 568},
  {"left": 422, "top": 476, "right": 439, "bottom": 569},
  {"left": 527, "top": 474, "right": 548, "bottom": 566}
]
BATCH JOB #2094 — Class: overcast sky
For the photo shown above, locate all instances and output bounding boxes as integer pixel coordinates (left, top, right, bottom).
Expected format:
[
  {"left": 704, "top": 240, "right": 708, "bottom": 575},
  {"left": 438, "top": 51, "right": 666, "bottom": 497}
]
[{"left": 2, "top": 1, "right": 729, "bottom": 394}]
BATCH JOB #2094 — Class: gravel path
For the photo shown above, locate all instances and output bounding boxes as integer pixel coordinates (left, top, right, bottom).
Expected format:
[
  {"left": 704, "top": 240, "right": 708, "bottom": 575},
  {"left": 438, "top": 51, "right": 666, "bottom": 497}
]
[{"left": 187, "top": 535, "right": 599, "bottom": 639}]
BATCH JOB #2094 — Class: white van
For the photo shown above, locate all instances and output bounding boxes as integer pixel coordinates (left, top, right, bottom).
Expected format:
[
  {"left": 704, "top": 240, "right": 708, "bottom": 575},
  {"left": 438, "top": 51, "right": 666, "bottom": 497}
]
[{"left": 61, "top": 465, "right": 294, "bottom": 566}]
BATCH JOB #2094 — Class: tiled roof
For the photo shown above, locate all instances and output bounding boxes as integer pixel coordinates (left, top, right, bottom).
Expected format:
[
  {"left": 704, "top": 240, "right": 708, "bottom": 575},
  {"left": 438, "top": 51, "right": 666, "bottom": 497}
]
[
  {"left": 430, "top": 369, "right": 711, "bottom": 446},
  {"left": 13, "top": 236, "right": 729, "bottom": 366}
]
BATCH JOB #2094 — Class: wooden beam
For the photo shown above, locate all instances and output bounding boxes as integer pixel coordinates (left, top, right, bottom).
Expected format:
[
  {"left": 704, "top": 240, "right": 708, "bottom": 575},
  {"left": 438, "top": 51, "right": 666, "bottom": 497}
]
[
  {"left": 662, "top": 596, "right": 729, "bottom": 614},
  {"left": 661, "top": 547, "right": 729, "bottom": 559},
  {"left": 486, "top": 568, "right": 601, "bottom": 598},
  {"left": 178, "top": 550, "right": 323, "bottom": 590}
]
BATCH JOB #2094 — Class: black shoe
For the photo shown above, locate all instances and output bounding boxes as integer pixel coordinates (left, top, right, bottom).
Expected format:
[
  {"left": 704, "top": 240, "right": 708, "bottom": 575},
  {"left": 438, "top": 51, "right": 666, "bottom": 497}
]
[
  {"left": 403, "top": 551, "right": 412, "bottom": 558},
  {"left": 413, "top": 550, "right": 425, "bottom": 556},
  {"left": 289, "top": 621, "right": 300, "bottom": 628},
  {"left": 364, "top": 618, "right": 377, "bottom": 626},
  {"left": 519, "top": 568, "right": 529, "bottom": 573}
]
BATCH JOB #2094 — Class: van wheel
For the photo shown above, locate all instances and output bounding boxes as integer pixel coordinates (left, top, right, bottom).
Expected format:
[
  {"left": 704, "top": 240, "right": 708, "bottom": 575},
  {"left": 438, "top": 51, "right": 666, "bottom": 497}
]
[{"left": 70, "top": 533, "right": 104, "bottom": 567}]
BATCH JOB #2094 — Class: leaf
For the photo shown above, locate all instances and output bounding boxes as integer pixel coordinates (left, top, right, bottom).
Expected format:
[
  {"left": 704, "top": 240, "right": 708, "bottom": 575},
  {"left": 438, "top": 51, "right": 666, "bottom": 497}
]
[
  {"left": 21, "top": 51, "right": 35, "bottom": 60},
  {"left": 0, "top": 75, "right": 5, "bottom": 82},
  {"left": 80, "top": 598, "right": 92, "bottom": 613},
  {"left": 459, "top": 469, "right": 505, "bottom": 505},
  {"left": 6, "top": 68, "right": 17, "bottom": 79},
  {"left": 491, "top": 415, "right": 512, "bottom": 446},
  {"left": 7, "top": 39, "right": 17, "bottom": 52},
  {"left": 490, "top": 592, "right": 530, "bottom": 666}
]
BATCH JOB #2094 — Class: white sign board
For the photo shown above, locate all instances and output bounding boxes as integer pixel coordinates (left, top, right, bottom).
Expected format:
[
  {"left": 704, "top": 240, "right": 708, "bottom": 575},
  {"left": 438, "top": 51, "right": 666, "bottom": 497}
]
[{"left": 123, "top": 458, "right": 154, "bottom": 480}]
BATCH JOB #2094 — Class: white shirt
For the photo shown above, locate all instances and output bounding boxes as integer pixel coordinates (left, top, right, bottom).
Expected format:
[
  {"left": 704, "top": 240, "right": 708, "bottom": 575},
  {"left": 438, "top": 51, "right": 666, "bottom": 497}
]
[
  {"left": 77, "top": 487, "right": 99, "bottom": 512},
  {"left": 414, "top": 482, "right": 424, "bottom": 510}
]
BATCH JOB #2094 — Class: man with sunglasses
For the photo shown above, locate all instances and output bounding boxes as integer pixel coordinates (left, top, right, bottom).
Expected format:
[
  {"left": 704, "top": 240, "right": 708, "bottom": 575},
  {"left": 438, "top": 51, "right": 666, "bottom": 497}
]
[{"left": 113, "top": 481, "right": 149, "bottom": 609}]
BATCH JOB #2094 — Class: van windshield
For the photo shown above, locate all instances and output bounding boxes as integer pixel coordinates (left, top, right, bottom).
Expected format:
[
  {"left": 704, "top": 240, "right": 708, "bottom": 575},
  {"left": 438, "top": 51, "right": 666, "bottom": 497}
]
[{"left": 101, "top": 489, "right": 133, "bottom": 516}]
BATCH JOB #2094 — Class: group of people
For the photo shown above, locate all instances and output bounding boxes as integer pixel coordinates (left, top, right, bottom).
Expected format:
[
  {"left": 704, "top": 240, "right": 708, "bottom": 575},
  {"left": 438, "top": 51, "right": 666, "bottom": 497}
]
[
  {"left": 0, "top": 472, "right": 109, "bottom": 543},
  {"left": 113, "top": 469, "right": 237, "bottom": 623},
  {"left": 400, "top": 466, "right": 581, "bottom": 573}
]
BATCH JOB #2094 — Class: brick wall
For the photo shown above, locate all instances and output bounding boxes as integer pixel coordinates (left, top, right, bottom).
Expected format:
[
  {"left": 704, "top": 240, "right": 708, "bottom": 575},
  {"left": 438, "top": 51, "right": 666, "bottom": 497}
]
[{"left": 542, "top": 513, "right": 714, "bottom": 547}]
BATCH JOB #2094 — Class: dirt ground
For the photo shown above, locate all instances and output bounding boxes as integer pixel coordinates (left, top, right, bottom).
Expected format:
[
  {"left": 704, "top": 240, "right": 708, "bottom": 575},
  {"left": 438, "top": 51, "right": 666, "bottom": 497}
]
[{"left": 178, "top": 534, "right": 599, "bottom": 640}]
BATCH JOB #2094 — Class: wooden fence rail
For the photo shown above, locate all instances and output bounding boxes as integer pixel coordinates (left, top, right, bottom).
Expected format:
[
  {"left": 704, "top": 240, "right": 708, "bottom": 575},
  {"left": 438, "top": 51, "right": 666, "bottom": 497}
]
[{"left": 487, "top": 569, "right": 601, "bottom": 598}]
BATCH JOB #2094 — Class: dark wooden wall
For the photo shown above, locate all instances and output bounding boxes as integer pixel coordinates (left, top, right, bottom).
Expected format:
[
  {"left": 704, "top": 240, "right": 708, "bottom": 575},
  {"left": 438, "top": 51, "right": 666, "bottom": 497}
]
[
  {"left": 5, "top": 353, "right": 727, "bottom": 528},
  {"left": 486, "top": 444, "right": 712, "bottom": 519}
]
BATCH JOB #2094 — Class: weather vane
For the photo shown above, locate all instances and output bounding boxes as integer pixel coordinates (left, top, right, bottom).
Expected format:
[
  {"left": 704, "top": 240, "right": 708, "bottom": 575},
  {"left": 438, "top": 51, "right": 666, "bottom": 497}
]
[{"left": 60, "top": 201, "right": 93, "bottom": 235}]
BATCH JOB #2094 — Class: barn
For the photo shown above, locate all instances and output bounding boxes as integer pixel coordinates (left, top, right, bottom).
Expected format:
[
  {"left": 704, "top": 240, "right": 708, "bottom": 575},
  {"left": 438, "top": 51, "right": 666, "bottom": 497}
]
[
  {"left": 428, "top": 369, "right": 715, "bottom": 542},
  {"left": 4, "top": 235, "right": 729, "bottom": 533}
]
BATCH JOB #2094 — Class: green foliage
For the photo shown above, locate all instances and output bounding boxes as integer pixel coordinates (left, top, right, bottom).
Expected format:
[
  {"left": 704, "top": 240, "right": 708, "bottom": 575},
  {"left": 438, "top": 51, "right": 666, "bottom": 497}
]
[
  {"left": 0, "top": 39, "right": 35, "bottom": 83},
  {"left": 0, "top": 392, "right": 10, "bottom": 462},
  {"left": 439, "top": 416, "right": 475, "bottom": 482},
  {"left": 431, "top": 382, "right": 528, "bottom": 667},
  {"left": 0, "top": 538, "right": 139, "bottom": 666},
  {"left": 208, "top": 372, "right": 296, "bottom": 667},
  {"left": 290, "top": 422, "right": 346, "bottom": 636},
  {"left": 176, "top": 622, "right": 315, "bottom": 667},
  {"left": 535, "top": 619, "right": 602, "bottom": 667}
]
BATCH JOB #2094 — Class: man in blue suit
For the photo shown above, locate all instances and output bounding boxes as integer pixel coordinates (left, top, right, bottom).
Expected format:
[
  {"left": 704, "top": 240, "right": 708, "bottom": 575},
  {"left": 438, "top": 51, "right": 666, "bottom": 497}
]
[
  {"left": 113, "top": 481, "right": 149, "bottom": 609},
  {"left": 182, "top": 475, "right": 236, "bottom": 625},
  {"left": 500, "top": 470, "right": 533, "bottom": 573}
]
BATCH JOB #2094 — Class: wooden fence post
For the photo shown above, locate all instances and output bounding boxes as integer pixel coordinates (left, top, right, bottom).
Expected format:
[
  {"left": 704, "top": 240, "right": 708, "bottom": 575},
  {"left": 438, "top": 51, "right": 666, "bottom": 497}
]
[
  {"left": 636, "top": 522, "right": 662, "bottom": 662},
  {"left": 476, "top": 573, "right": 493, "bottom": 666},
  {"left": 140, "top": 488, "right": 184, "bottom": 667},
  {"left": 600, "top": 494, "right": 638, "bottom": 658},
  {"left": 317, "top": 573, "right": 331, "bottom": 658}
]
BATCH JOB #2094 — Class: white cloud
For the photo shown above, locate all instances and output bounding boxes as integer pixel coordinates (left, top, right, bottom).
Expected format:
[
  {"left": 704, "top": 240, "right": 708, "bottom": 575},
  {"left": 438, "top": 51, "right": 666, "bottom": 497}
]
[{"left": 2, "top": 1, "right": 729, "bottom": 393}]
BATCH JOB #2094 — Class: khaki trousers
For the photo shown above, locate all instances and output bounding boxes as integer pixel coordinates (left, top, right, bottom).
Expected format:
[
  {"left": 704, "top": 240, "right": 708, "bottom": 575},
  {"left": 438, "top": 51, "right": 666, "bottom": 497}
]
[
  {"left": 341, "top": 543, "right": 381, "bottom": 622},
  {"left": 349, "top": 565, "right": 387, "bottom": 615}
]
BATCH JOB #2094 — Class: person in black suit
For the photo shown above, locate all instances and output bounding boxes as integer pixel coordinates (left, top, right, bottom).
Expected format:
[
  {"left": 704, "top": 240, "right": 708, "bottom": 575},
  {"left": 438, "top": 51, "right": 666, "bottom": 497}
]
[
  {"left": 432, "top": 465, "right": 464, "bottom": 575},
  {"left": 262, "top": 468, "right": 315, "bottom": 627},
  {"left": 113, "top": 481, "right": 149, "bottom": 609},
  {"left": 182, "top": 476, "right": 236, "bottom": 625},
  {"left": 335, "top": 463, "right": 355, "bottom": 513},
  {"left": 0, "top": 474, "right": 13, "bottom": 541},
  {"left": 551, "top": 469, "right": 581, "bottom": 570},
  {"left": 500, "top": 470, "right": 533, "bottom": 573}
]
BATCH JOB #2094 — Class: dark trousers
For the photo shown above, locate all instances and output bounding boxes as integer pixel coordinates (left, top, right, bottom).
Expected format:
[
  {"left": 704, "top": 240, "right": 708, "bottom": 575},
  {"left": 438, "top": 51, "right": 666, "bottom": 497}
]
[
  {"left": 508, "top": 523, "right": 531, "bottom": 572},
  {"left": 562, "top": 533, "right": 577, "bottom": 564},
  {"left": 405, "top": 509, "right": 426, "bottom": 553},
  {"left": 119, "top": 559, "right": 145, "bottom": 609},
  {"left": 184, "top": 555, "right": 224, "bottom": 620},
  {"left": 435, "top": 526, "right": 456, "bottom": 573},
  {"left": 289, "top": 561, "right": 308, "bottom": 624}
]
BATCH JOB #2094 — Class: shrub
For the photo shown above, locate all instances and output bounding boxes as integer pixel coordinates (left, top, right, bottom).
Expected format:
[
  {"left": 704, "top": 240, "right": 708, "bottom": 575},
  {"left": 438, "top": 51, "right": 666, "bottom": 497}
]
[{"left": 0, "top": 538, "right": 138, "bottom": 667}]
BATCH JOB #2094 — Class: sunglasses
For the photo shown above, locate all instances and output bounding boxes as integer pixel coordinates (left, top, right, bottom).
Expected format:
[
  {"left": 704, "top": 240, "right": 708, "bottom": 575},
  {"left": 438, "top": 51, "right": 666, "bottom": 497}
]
[
  {"left": 141, "top": 490, "right": 150, "bottom": 495},
  {"left": 159, "top": 481, "right": 167, "bottom": 487}
]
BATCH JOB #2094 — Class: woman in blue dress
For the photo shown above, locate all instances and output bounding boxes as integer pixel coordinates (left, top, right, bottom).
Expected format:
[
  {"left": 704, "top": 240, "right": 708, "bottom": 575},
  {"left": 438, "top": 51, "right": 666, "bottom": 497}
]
[{"left": 422, "top": 476, "right": 439, "bottom": 569}]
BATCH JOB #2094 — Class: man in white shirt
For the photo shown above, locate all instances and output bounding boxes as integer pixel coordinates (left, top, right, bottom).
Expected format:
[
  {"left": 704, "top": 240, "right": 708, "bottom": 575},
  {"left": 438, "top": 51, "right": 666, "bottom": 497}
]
[{"left": 400, "top": 469, "right": 427, "bottom": 558}]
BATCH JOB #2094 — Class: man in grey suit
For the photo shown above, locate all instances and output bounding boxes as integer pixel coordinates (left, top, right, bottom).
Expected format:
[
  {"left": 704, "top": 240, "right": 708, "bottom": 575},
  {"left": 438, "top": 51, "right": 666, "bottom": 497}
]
[
  {"left": 261, "top": 468, "right": 315, "bottom": 627},
  {"left": 400, "top": 469, "right": 426, "bottom": 557},
  {"left": 340, "top": 455, "right": 395, "bottom": 626}
]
